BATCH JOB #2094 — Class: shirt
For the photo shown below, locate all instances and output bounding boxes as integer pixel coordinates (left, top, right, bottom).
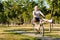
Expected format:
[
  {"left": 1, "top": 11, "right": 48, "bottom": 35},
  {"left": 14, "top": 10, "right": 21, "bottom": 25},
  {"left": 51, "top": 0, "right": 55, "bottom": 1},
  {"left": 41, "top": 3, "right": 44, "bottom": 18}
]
[{"left": 33, "top": 11, "right": 42, "bottom": 18}]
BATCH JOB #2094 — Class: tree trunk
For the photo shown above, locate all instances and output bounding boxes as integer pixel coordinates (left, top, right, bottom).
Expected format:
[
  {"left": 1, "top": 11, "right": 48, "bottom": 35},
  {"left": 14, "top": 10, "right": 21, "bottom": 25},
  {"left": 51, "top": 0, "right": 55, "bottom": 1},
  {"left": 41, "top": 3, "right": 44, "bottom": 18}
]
[{"left": 58, "top": 17, "right": 59, "bottom": 24}]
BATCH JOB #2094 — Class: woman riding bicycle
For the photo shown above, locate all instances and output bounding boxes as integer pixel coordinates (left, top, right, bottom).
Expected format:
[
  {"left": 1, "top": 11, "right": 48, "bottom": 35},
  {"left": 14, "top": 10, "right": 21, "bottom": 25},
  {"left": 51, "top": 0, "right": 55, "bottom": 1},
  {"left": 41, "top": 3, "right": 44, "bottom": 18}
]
[{"left": 31, "top": 5, "right": 52, "bottom": 30}]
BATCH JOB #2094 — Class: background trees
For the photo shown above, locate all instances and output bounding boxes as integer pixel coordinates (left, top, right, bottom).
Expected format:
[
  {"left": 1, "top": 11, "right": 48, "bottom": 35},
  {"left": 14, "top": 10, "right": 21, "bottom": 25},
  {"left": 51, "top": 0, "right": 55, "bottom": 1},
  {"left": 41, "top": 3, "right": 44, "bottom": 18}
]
[
  {"left": 0, "top": 0, "right": 60, "bottom": 25},
  {"left": 46, "top": 0, "right": 60, "bottom": 24}
]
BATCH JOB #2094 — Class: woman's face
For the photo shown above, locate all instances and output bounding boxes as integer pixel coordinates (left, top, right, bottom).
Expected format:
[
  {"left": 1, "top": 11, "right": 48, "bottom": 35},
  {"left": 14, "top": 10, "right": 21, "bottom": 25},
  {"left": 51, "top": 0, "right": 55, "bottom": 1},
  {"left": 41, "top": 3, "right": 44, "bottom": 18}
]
[{"left": 34, "top": 6, "right": 38, "bottom": 11}]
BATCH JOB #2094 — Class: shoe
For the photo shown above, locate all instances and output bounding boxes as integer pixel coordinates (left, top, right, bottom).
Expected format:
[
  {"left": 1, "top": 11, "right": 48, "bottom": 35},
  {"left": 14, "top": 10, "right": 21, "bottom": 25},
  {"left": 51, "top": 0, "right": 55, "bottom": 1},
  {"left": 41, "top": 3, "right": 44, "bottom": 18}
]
[{"left": 48, "top": 19, "right": 52, "bottom": 22}]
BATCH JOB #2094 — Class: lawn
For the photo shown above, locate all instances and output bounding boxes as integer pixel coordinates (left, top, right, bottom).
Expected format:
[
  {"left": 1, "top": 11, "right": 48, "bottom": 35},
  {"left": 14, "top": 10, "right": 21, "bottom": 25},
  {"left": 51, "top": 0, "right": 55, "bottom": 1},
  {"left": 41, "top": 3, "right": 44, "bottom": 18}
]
[
  {"left": 0, "top": 33, "right": 35, "bottom": 40},
  {"left": 0, "top": 24, "right": 60, "bottom": 40}
]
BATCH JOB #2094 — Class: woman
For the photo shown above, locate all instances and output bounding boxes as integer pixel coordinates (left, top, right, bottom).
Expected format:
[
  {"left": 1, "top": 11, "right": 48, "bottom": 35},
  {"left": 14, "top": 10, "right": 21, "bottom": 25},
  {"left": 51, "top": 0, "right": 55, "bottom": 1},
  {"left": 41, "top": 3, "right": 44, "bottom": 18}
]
[{"left": 31, "top": 6, "right": 52, "bottom": 30}]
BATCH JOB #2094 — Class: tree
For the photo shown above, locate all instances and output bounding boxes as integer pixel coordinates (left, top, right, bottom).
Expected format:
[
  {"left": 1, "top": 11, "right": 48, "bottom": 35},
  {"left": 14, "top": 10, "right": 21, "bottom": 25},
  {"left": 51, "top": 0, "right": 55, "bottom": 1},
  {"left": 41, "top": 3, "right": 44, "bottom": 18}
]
[{"left": 46, "top": 0, "right": 60, "bottom": 23}]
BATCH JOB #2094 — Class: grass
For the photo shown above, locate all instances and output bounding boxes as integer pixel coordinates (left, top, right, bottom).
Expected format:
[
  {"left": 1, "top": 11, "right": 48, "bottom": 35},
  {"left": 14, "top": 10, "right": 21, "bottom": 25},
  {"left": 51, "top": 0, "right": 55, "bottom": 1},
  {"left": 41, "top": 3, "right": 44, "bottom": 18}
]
[
  {"left": 0, "top": 24, "right": 35, "bottom": 40},
  {"left": 0, "top": 33, "right": 35, "bottom": 40},
  {"left": 0, "top": 24, "right": 60, "bottom": 40},
  {"left": 44, "top": 32, "right": 60, "bottom": 38}
]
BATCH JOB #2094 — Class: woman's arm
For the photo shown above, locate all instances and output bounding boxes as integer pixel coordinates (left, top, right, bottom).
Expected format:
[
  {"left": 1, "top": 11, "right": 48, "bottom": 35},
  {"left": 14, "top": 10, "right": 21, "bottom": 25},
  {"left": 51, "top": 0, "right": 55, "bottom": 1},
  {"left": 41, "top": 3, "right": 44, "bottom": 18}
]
[
  {"left": 40, "top": 11, "right": 45, "bottom": 18},
  {"left": 33, "top": 11, "right": 35, "bottom": 17}
]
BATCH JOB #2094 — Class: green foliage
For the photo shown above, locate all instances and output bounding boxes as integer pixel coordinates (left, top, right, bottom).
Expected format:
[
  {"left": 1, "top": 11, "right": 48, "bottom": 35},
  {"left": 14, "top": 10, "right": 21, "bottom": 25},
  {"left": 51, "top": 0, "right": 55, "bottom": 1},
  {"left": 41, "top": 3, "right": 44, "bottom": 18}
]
[
  {"left": 0, "top": 0, "right": 60, "bottom": 24},
  {"left": 0, "top": 0, "right": 37, "bottom": 24},
  {"left": 46, "top": 0, "right": 60, "bottom": 23},
  {"left": 46, "top": 14, "right": 51, "bottom": 19}
]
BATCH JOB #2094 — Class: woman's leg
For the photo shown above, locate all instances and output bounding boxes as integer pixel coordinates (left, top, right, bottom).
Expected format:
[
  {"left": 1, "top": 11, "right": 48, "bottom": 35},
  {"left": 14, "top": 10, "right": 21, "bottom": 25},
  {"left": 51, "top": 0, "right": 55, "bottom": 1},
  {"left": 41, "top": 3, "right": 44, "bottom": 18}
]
[
  {"left": 42, "top": 18, "right": 52, "bottom": 23},
  {"left": 31, "top": 18, "right": 37, "bottom": 26},
  {"left": 39, "top": 18, "right": 52, "bottom": 30},
  {"left": 38, "top": 19, "right": 46, "bottom": 34}
]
